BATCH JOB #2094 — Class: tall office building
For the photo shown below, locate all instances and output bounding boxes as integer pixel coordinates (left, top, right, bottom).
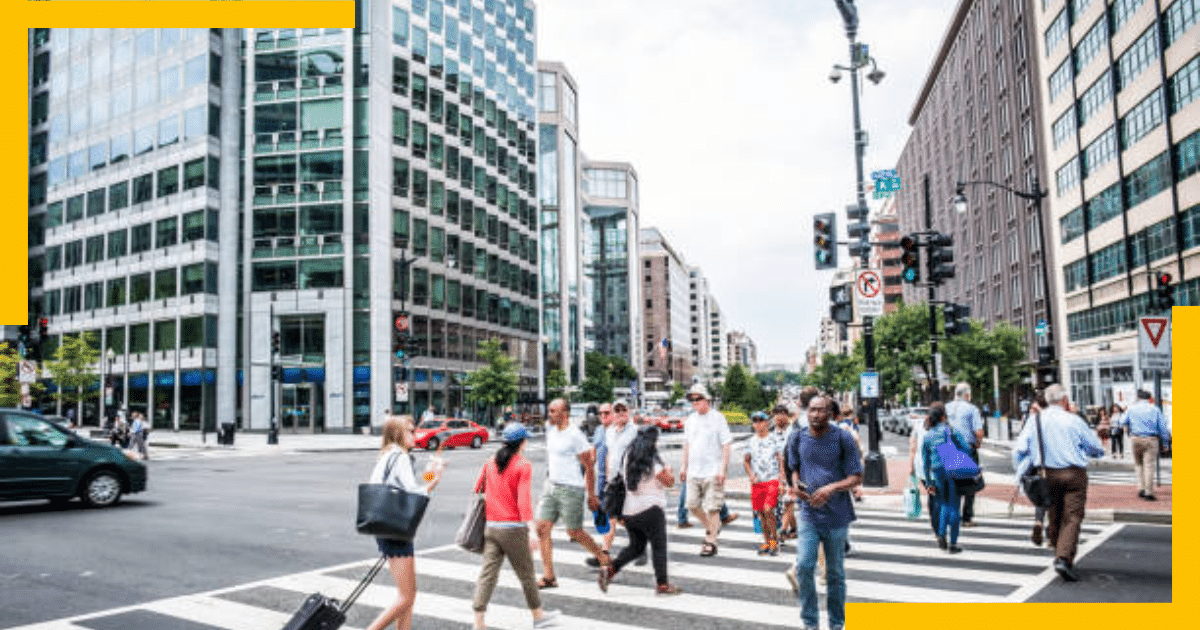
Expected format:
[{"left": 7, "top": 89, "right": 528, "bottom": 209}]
[
  {"left": 583, "top": 161, "right": 641, "bottom": 370},
  {"left": 640, "top": 227, "right": 691, "bottom": 398},
  {"left": 707, "top": 296, "right": 727, "bottom": 381},
  {"left": 30, "top": 1, "right": 543, "bottom": 431},
  {"left": 688, "top": 267, "right": 713, "bottom": 383},
  {"left": 726, "top": 329, "right": 758, "bottom": 374},
  {"left": 1036, "top": 0, "right": 1197, "bottom": 409},
  {"left": 537, "top": 61, "right": 587, "bottom": 384},
  {"left": 896, "top": 0, "right": 1059, "bottom": 402}
]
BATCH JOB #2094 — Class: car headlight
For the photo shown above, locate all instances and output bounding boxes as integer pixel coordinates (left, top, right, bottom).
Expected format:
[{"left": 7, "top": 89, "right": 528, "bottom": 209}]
[{"left": 121, "top": 450, "right": 138, "bottom": 462}]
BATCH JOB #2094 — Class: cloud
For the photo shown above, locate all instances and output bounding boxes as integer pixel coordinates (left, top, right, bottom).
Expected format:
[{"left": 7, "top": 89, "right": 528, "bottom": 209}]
[{"left": 538, "top": 0, "right": 959, "bottom": 366}]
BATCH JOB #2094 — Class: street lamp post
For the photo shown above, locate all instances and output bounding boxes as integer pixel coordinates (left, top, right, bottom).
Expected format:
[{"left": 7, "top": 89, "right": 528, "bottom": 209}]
[
  {"left": 953, "top": 177, "right": 1054, "bottom": 388},
  {"left": 833, "top": 0, "right": 886, "bottom": 488}
]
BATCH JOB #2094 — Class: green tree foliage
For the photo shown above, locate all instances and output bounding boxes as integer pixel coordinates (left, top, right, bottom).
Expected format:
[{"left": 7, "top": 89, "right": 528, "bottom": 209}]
[
  {"left": 942, "top": 320, "right": 1026, "bottom": 411},
  {"left": 579, "top": 351, "right": 639, "bottom": 402},
  {"left": 545, "top": 368, "right": 568, "bottom": 401},
  {"left": 667, "top": 381, "right": 687, "bottom": 406},
  {"left": 0, "top": 343, "right": 46, "bottom": 407},
  {"left": 755, "top": 370, "right": 803, "bottom": 388},
  {"left": 801, "top": 353, "right": 858, "bottom": 395},
  {"left": 721, "top": 364, "right": 751, "bottom": 408},
  {"left": 464, "top": 339, "right": 518, "bottom": 424},
  {"left": 44, "top": 332, "right": 100, "bottom": 407},
  {"left": 852, "top": 301, "right": 932, "bottom": 403}
]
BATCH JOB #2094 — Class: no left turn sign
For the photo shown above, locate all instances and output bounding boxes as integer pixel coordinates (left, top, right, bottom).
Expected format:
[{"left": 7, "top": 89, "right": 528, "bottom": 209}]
[{"left": 855, "top": 269, "right": 884, "bottom": 316}]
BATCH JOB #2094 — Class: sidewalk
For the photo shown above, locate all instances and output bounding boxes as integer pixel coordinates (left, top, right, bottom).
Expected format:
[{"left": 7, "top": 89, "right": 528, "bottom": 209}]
[{"left": 724, "top": 454, "right": 1171, "bottom": 526}]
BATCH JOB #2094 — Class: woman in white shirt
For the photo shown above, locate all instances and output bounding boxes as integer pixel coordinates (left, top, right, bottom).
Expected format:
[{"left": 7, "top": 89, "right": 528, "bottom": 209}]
[
  {"left": 598, "top": 426, "right": 682, "bottom": 595},
  {"left": 366, "top": 415, "right": 444, "bottom": 630}
]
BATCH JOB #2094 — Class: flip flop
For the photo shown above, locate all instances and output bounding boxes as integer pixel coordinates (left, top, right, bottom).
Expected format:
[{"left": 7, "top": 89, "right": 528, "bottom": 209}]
[
  {"left": 700, "top": 541, "right": 718, "bottom": 557},
  {"left": 537, "top": 576, "right": 558, "bottom": 589}
]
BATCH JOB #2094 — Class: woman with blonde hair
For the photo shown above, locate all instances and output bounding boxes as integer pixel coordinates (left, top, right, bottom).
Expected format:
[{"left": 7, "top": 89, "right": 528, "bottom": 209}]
[{"left": 366, "top": 414, "right": 444, "bottom": 630}]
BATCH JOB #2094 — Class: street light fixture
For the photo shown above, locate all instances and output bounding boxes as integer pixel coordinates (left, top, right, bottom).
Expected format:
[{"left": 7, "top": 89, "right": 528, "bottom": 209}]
[{"left": 829, "top": 66, "right": 843, "bottom": 83}]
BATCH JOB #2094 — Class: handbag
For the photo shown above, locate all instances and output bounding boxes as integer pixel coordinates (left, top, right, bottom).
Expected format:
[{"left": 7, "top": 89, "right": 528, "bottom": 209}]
[
  {"left": 356, "top": 452, "right": 431, "bottom": 541},
  {"left": 601, "top": 452, "right": 628, "bottom": 518},
  {"left": 1019, "top": 413, "right": 1052, "bottom": 508},
  {"left": 455, "top": 466, "right": 487, "bottom": 554},
  {"left": 936, "top": 427, "right": 980, "bottom": 479},
  {"left": 955, "top": 473, "right": 986, "bottom": 494},
  {"left": 904, "top": 474, "right": 922, "bottom": 520}
]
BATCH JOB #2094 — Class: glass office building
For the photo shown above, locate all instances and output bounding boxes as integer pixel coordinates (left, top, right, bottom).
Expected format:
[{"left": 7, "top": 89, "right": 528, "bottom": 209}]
[{"left": 29, "top": 1, "right": 542, "bottom": 432}]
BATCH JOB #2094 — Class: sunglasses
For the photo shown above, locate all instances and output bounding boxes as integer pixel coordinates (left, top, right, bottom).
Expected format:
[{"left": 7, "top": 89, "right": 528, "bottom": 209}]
[
  {"left": 600, "top": 411, "right": 613, "bottom": 415},
  {"left": 687, "top": 396, "right": 704, "bottom": 402}
]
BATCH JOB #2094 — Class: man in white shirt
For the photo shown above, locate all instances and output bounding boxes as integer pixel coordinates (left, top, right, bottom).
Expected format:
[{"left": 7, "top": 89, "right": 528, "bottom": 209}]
[
  {"left": 596, "top": 400, "right": 638, "bottom": 558},
  {"left": 680, "top": 383, "right": 733, "bottom": 557},
  {"left": 534, "top": 398, "right": 608, "bottom": 588}
]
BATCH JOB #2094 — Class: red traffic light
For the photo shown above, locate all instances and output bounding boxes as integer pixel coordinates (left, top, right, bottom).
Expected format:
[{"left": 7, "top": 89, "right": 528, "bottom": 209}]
[
  {"left": 39, "top": 318, "right": 48, "bottom": 327},
  {"left": 900, "top": 235, "right": 917, "bottom": 251},
  {"left": 1158, "top": 273, "right": 1173, "bottom": 285}
]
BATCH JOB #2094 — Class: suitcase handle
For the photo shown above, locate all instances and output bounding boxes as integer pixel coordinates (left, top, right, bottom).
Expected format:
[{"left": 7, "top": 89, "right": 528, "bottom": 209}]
[{"left": 340, "top": 555, "right": 388, "bottom": 613}]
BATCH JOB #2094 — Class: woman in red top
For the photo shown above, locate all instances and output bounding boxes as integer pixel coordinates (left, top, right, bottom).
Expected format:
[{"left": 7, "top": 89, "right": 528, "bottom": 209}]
[{"left": 471, "top": 423, "right": 562, "bottom": 630}]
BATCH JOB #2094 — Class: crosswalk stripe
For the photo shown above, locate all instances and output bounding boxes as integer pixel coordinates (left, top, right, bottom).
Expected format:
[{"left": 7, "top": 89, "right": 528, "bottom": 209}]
[{"left": 141, "top": 595, "right": 292, "bottom": 630}]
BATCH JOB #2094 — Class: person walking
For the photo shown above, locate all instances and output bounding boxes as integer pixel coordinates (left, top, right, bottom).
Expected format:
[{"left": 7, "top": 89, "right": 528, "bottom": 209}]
[
  {"left": 595, "top": 400, "right": 638, "bottom": 559},
  {"left": 772, "top": 404, "right": 798, "bottom": 541},
  {"left": 128, "top": 412, "right": 148, "bottom": 460},
  {"left": 1095, "top": 407, "right": 1111, "bottom": 452},
  {"left": 783, "top": 387, "right": 820, "bottom": 593},
  {"left": 743, "top": 411, "right": 785, "bottom": 556},
  {"left": 909, "top": 407, "right": 937, "bottom": 538},
  {"left": 110, "top": 410, "right": 129, "bottom": 449},
  {"left": 920, "top": 403, "right": 972, "bottom": 554},
  {"left": 1018, "top": 397, "right": 1050, "bottom": 546},
  {"left": 365, "top": 415, "right": 444, "bottom": 630},
  {"left": 534, "top": 398, "right": 608, "bottom": 588},
  {"left": 1124, "top": 390, "right": 1171, "bottom": 501},
  {"left": 1108, "top": 403, "right": 1126, "bottom": 459},
  {"left": 785, "top": 395, "right": 862, "bottom": 630},
  {"left": 680, "top": 383, "right": 734, "bottom": 557},
  {"left": 471, "top": 422, "right": 561, "bottom": 630},
  {"left": 1012, "top": 384, "right": 1106, "bottom": 581},
  {"left": 592, "top": 402, "right": 614, "bottom": 524},
  {"left": 946, "top": 383, "right": 984, "bottom": 527},
  {"left": 598, "top": 426, "right": 683, "bottom": 595},
  {"left": 420, "top": 405, "right": 437, "bottom": 425}
]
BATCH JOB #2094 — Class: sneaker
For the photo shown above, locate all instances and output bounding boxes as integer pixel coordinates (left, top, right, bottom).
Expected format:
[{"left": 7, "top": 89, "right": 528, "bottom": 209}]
[
  {"left": 1031, "top": 523, "right": 1043, "bottom": 547},
  {"left": 533, "top": 609, "right": 562, "bottom": 628},
  {"left": 584, "top": 550, "right": 610, "bottom": 568},
  {"left": 948, "top": 545, "right": 963, "bottom": 554},
  {"left": 1053, "top": 558, "right": 1080, "bottom": 582},
  {"left": 937, "top": 535, "right": 948, "bottom": 550},
  {"left": 768, "top": 541, "right": 779, "bottom": 556},
  {"left": 785, "top": 566, "right": 798, "bottom": 594},
  {"left": 1144, "top": 494, "right": 1158, "bottom": 501},
  {"left": 844, "top": 541, "right": 853, "bottom": 557},
  {"left": 758, "top": 543, "right": 772, "bottom": 556},
  {"left": 656, "top": 583, "right": 683, "bottom": 595},
  {"left": 1138, "top": 489, "right": 1147, "bottom": 498},
  {"left": 721, "top": 512, "right": 740, "bottom": 526}
]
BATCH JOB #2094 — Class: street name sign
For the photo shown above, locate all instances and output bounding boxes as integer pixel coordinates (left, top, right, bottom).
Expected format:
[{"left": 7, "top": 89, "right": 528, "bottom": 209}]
[
  {"left": 855, "top": 269, "right": 884, "bottom": 317},
  {"left": 1138, "top": 316, "right": 1171, "bottom": 370}
]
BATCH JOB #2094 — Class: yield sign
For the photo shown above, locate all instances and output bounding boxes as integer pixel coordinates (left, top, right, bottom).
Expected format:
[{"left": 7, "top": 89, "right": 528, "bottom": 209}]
[{"left": 1142, "top": 318, "right": 1168, "bottom": 347}]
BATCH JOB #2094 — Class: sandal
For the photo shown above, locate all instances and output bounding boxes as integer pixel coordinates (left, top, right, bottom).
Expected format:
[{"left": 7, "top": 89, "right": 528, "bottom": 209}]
[
  {"left": 537, "top": 576, "right": 558, "bottom": 589},
  {"left": 700, "top": 541, "right": 718, "bottom": 557}
]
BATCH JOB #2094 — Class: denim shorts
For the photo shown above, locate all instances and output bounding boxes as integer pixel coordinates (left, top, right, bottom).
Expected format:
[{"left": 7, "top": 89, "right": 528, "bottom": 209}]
[{"left": 376, "top": 537, "right": 415, "bottom": 558}]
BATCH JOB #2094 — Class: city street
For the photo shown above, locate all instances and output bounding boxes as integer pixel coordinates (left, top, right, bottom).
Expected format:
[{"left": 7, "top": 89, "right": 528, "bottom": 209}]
[{"left": 0, "top": 425, "right": 1172, "bottom": 629}]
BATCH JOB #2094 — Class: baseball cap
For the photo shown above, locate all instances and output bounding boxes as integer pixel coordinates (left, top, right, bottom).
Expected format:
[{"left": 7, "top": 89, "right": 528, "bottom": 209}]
[
  {"left": 502, "top": 422, "right": 529, "bottom": 443},
  {"left": 751, "top": 411, "right": 770, "bottom": 422},
  {"left": 612, "top": 399, "right": 630, "bottom": 411},
  {"left": 772, "top": 404, "right": 790, "bottom": 416}
]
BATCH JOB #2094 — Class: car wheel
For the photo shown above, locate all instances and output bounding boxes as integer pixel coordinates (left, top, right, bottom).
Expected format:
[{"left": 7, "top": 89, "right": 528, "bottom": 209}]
[
  {"left": 426, "top": 437, "right": 440, "bottom": 451},
  {"left": 471, "top": 436, "right": 482, "bottom": 448},
  {"left": 80, "top": 470, "right": 123, "bottom": 508}
]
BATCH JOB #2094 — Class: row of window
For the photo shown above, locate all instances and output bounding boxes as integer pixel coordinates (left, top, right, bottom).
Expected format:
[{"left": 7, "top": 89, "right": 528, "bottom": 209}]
[
  {"left": 45, "top": 157, "right": 218, "bottom": 228},
  {"left": 42, "top": 314, "right": 220, "bottom": 360},
  {"left": 1060, "top": 129, "right": 1200, "bottom": 243},
  {"left": 45, "top": 209, "right": 218, "bottom": 272},
  {"left": 406, "top": 209, "right": 537, "bottom": 272},
  {"left": 401, "top": 265, "right": 538, "bottom": 334},
  {"left": 1067, "top": 274, "right": 1200, "bottom": 342},
  {"left": 1064, "top": 200, "right": 1200, "bottom": 293},
  {"left": 43, "top": 262, "right": 219, "bottom": 316}
]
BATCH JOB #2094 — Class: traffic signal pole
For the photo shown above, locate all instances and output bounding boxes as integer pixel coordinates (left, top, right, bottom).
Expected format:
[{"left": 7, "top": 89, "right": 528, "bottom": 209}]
[{"left": 924, "top": 175, "right": 940, "bottom": 403}]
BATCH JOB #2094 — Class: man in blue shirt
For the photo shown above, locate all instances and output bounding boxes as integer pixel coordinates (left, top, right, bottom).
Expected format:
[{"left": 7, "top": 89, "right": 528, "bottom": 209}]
[
  {"left": 1013, "top": 384, "right": 1106, "bottom": 582},
  {"left": 1125, "top": 390, "right": 1171, "bottom": 501},
  {"left": 786, "top": 395, "right": 862, "bottom": 630},
  {"left": 946, "top": 382, "right": 984, "bottom": 526}
]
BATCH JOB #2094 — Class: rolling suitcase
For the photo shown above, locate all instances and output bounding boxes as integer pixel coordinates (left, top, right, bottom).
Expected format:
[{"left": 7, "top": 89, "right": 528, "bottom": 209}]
[{"left": 281, "top": 555, "right": 387, "bottom": 630}]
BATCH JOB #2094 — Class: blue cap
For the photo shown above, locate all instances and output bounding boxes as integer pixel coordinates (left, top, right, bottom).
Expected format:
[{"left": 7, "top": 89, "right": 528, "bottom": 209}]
[
  {"left": 593, "top": 510, "right": 610, "bottom": 534},
  {"left": 751, "top": 411, "right": 770, "bottom": 422},
  {"left": 502, "top": 422, "right": 529, "bottom": 443}
]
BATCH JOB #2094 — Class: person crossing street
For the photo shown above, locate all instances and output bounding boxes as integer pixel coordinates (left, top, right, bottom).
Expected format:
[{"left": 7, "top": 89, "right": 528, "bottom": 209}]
[
  {"left": 1124, "top": 390, "right": 1171, "bottom": 501},
  {"left": 946, "top": 383, "right": 984, "bottom": 527}
]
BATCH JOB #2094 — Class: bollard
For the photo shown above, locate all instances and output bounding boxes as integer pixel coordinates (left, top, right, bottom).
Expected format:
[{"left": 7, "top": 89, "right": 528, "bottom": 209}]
[
  {"left": 268, "top": 421, "right": 279, "bottom": 445},
  {"left": 220, "top": 422, "right": 235, "bottom": 446}
]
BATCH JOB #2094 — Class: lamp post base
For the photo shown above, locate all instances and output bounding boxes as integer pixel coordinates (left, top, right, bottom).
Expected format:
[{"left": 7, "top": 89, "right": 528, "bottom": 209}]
[{"left": 863, "top": 451, "right": 889, "bottom": 488}]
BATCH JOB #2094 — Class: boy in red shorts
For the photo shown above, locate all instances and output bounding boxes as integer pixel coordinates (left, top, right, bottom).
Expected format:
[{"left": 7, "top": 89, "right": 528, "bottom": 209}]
[{"left": 744, "top": 411, "right": 786, "bottom": 555}]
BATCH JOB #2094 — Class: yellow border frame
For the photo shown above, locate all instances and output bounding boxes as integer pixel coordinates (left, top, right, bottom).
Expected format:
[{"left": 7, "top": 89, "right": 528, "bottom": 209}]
[{"left": 5, "top": 1, "right": 354, "bottom": 323}]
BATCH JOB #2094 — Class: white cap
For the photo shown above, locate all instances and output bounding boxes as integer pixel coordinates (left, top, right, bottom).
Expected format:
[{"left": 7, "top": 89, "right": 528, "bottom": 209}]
[{"left": 686, "top": 383, "right": 709, "bottom": 400}]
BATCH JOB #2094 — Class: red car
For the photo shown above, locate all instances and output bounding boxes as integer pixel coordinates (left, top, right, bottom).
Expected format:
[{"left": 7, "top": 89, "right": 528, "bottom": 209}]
[
  {"left": 654, "top": 411, "right": 685, "bottom": 432},
  {"left": 414, "top": 418, "right": 490, "bottom": 451}
]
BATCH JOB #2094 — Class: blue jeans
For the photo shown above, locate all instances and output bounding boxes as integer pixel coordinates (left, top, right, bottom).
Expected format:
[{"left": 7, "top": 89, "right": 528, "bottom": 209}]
[
  {"left": 795, "top": 521, "right": 849, "bottom": 630},
  {"left": 677, "top": 483, "right": 729, "bottom": 524},
  {"left": 932, "top": 469, "right": 961, "bottom": 544}
]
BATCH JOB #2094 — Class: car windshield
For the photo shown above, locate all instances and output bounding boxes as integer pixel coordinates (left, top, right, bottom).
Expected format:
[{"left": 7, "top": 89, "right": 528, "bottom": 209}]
[{"left": 418, "top": 420, "right": 443, "bottom": 429}]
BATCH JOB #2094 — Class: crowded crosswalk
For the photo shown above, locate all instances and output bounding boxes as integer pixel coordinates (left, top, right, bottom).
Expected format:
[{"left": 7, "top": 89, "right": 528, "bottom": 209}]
[{"left": 8, "top": 497, "right": 1122, "bottom": 630}]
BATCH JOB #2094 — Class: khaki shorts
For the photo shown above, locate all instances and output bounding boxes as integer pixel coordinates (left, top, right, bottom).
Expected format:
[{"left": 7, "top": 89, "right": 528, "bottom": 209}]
[
  {"left": 536, "top": 482, "right": 586, "bottom": 530},
  {"left": 686, "top": 476, "right": 725, "bottom": 513}
]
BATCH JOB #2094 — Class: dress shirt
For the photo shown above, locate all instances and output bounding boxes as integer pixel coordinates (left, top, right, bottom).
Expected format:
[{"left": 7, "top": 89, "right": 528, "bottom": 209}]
[
  {"left": 1124, "top": 400, "right": 1171, "bottom": 442},
  {"left": 946, "top": 399, "right": 983, "bottom": 447},
  {"left": 1012, "top": 405, "right": 1106, "bottom": 475}
]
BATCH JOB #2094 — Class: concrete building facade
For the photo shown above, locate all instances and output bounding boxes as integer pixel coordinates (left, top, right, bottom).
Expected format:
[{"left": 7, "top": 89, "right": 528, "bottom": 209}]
[{"left": 640, "top": 227, "right": 692, "bottom": 397}]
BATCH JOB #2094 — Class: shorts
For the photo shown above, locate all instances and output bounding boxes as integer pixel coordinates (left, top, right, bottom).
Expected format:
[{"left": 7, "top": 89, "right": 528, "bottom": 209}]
[
  {"left": 376, "top": 537, "right": 415, "bottom": 558},
  {"left": 537, "top": 482, "right": 586, "bottom": 530},
  {"left": 686, "top": 476, "right": 725, "bottom": 513},
  {"left": 751, "top": 480, "right": 780, "bottom": 512}
]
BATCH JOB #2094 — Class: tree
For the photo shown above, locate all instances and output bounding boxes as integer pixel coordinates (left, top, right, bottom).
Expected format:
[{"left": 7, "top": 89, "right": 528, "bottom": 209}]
[
  {"left": 545, "top": 368, "right": 568, "bottom": 401},
  {"left": 802, "top": 353, "right": 858, "bottom": 396},
  {"left": 941, "top": 320, "right": 1027, "bottom": 414},
  {"left": 721, "top": 364, "right": 751, "bottom": 409},
  {"left": 45, "top": 331, "right": 100, "bottom": 409},
  {"left": 579, "top": 351, "right": 638, "bottom": 403},
  {"left": 0, "top": 343, "right": 46, "bottom": 408},
  {"left": 853, "top": 300, "right": 932, "bottom": 404},
  {"left": 667, "top": 381, "right": 687, "bottom": 406},
  {"left": 463, "top": 339, "right": 518, "bottom": 427}
]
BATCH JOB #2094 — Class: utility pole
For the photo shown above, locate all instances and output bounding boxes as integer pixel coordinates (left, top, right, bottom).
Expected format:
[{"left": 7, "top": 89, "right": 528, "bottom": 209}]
[{"left": 924, "top": 175, "right": 940, "bottom": 403}]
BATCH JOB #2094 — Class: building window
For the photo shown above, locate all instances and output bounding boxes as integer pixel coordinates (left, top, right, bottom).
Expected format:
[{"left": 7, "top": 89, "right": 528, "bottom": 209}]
[
  {"left": 155, "top": 267, "right": 178, "bottom": 299},
  {"left": 1055, "top": 156, "right": 1081, "bottom": 196},
  {"left": 1076, "top": 70, "right": 1113, "bottom": 127},
  {"left": 1177, "top": 129, "right": 1200, "bottom": 180},
  {"left": 1082, "top": 126, "right": 1117, "bottom": 177},
  {"left": 1060, "top": 206, "right": 1084, "bottom": 243},
  {"left": 156, "top": 217, "right": 178, "bottom": 249},
  {"left": 1088, "top": 241, "right": 1127, "bottom": 284},
  {"left": 106, "top": 277, "right": 127, "bottom": 307},
  {"left": 1164, "top": 0, "right": 1199, "bottom": 47},
  {"left": 1125, "top": 151, "right": 1172, "bottom": 208},
  {"left": 1172, "top": 55, "right": 1200, "bottom": 113},
  {"left": 1049, "top": 59, "right": 1073, "bottom": 102},
  {"left": 1063, "top": 258, "right": 1088, "bottom": 292},
  {"left": 1085, "top": 182, "right": 1123, "bottom": 230},
  {"left": 1116, "top": 24, "right": 1160, "bottom": 91},
  {"left": 130, "top": 273, "right": 151, "bottom": 303},
  {"left": 1072, "top": 18, "right": 1107, "bottom": 74},
  {"left": 1044, "top": 10, "right": 1068, "bottom": 56},
  {"left": 1122, "top": 87, "right": 1165, "bottom": 148},
  {"left": 108, "top": 229, "right": 127, "bottom": 259},
  {"left": 1111, "top": 0, "right": 1148, "bottom": 34},
  {"left": 1051, "top": 108, "right": 1076, "bottom": 149}
]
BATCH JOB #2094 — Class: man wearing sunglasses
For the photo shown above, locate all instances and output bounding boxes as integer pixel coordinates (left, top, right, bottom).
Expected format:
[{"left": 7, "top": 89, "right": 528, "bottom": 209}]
[{"left": 680, "top": 383, "right": 734, "bottom": 557}]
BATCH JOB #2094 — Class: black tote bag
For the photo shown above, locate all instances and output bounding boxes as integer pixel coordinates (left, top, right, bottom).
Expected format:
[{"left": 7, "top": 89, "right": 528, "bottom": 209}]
[{"left": 356, "top": 452, "right": 430, "bottom": 541}]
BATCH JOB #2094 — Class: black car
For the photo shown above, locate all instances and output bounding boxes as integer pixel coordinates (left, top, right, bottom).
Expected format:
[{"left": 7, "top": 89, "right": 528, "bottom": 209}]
[{"left": 0, "top": 409, "right": 147, "bottom": 508}]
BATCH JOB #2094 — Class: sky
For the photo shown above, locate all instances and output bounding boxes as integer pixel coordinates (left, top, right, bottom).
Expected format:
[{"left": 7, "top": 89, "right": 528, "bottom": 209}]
[{"left": 537, "top": 0, "right": 959, "bottom": 368}]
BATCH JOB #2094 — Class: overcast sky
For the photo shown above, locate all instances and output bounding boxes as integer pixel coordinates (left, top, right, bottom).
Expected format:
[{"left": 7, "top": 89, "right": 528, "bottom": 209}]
[{"left": 537, "top": 0, "right": 959, "bottom": 368}]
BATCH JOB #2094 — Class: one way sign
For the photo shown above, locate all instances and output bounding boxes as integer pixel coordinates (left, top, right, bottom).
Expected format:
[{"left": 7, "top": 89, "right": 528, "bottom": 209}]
[{"left": 1138, "top": 316, "right": 1171, "bottom": 370}]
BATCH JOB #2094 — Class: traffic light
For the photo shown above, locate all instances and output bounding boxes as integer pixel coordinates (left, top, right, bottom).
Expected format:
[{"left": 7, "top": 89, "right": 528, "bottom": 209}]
[
  {"left": 830, "top": 284, "right": 853, "bottom": 324},
  {"left": 271, "top": 331, "right": 281, "bottom": 354},
  {"left": 394, "top": 329, "right": 407, "bottom": 360},
  {"left": 405, "top": 334, "right": 423, "bottom": 358},
  {"left": 845, "top": 203, "right": 869, "bottom": 239},
  {"left": 38, "top": 317, "right": 48, "bottom": 339},
  {"left": 926, "top": 232, "right": 955, "bottom": 285},
  {"left": 271, "top": 365, "right": 282, "bottom": 381},
  {"left": 814, "top": 213, "right": 837, "bottom": 270},
  {"left": 900, "top": 235, "right": 920, "bottom": 284},
  {"left": 943, "top": 303, "right": 971, "bottom": 337},
  {"left": 1155, "top": 272, "right": 1175, "bottom": 311}
]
